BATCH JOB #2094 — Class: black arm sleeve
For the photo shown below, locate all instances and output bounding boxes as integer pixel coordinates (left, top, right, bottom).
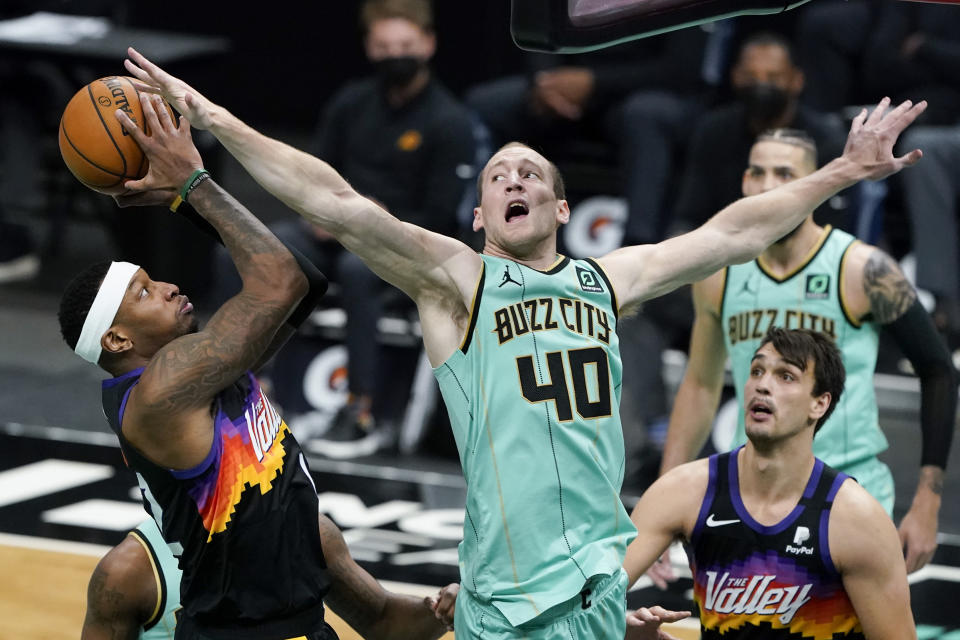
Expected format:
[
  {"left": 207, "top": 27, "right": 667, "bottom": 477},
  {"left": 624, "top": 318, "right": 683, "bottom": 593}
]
[
  {"left": 884, "top": 298, "right": 958, "bottom": 469},
  {"left": 176, "top": 203, "right": 327, "bottom": 329}
]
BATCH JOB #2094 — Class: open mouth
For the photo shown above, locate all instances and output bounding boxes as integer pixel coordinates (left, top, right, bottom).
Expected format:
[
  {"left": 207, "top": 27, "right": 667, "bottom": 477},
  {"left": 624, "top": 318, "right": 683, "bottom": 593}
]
[
  {"left": 505, "top": 200, "right": 529, "bottom": 223},
  {"left": 180, "top": 296, "right": 193, "bottom": 315},
  {"left": 748, "top": 400, "right": 773, "bottom": 420}
]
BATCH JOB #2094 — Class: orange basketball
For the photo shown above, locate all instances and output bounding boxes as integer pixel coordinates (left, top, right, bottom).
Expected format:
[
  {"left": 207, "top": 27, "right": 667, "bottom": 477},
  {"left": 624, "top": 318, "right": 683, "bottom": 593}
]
[{"left": 58, "top": 76, "right": 175, "bottom": 195}]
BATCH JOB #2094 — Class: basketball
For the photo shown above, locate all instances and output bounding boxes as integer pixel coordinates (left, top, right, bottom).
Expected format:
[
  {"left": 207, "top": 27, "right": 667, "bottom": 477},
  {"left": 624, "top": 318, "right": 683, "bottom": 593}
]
[{"left": 58, "top": 76, "right": 175, "bottom": 195}]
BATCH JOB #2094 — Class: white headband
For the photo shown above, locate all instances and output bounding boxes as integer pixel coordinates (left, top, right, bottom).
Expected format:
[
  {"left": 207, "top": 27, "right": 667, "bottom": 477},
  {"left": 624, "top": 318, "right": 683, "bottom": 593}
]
[{"left": 74, "top": 261, "right": 141, "bottom": 364}]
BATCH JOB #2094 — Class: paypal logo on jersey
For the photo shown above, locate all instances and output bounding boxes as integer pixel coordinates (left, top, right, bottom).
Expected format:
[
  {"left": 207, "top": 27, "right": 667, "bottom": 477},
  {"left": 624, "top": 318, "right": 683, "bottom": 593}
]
[{"left": 786, "top": 525, "right": 814, "bottom": 555}]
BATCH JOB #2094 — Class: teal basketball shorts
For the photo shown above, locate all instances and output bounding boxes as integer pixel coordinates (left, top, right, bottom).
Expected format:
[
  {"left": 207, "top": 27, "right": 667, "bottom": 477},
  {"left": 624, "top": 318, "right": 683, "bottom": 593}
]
[{"left": 454, "top": 570, "right": 629, "bottom": 639}]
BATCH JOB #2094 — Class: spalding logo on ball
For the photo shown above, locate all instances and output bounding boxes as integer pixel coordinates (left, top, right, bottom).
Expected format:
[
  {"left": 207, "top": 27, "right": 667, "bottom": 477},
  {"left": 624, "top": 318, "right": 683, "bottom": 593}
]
[{"left": 58, "top": 76, "right": 175, "bottom": 195}]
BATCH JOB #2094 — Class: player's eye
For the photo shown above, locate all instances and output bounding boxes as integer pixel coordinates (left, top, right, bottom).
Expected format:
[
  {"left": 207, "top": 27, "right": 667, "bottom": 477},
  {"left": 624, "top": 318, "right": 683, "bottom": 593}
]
[{"left": 524, "top": 171, "right": 540, "bottom": 179}]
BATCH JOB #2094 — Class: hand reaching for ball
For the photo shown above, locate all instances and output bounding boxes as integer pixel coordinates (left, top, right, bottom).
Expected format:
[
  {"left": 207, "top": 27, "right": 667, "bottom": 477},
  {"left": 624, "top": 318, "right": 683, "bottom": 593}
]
[
  {"left": 114, "top": 92, "right": 203, "bottom": 197},
  {"left": 123, "top": 47, "right": 220, "bottom": 131}
]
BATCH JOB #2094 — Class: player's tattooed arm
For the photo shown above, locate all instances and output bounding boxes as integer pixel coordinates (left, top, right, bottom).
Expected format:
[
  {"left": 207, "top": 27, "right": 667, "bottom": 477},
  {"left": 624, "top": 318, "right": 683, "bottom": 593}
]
[
  {"left": 137, "top": 180, "right": 306, "bottom": 413},
  {"left": 862, "top": 249, "right": 917, "bottom": 324},
  {"left": 919, "top": 465, "right": 944, "bottom": 495}
]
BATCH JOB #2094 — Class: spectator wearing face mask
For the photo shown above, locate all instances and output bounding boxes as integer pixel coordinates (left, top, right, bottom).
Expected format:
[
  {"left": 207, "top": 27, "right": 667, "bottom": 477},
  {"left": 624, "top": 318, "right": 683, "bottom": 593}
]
[
  {"left": 671, "top": 31, "right": 847, "bottom": 233},
  {"left": 213, "top": 0, "right": 477, "bottom": 458}
]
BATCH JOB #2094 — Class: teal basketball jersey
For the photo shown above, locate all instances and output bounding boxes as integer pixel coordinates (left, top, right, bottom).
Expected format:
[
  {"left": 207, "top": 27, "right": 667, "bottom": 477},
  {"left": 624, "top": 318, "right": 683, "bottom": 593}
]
[
  {"left": 721, "top": 226, "right": 887, "bottom": 468},
  {"left": 131, "top": 518, "right": 182, "bottom": 640},
  {"left": 434, "top": 254, "right": 636, "bottom": 627}
]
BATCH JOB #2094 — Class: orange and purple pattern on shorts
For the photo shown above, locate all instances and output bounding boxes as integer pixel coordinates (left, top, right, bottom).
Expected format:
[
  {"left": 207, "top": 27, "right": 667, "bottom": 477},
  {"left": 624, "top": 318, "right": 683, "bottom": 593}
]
[
  {"left": 186, "top": 382, "right": 289, "bottom": 541},
  {"left": 692, "top": 551, "right": 862, "bottom": 638}
]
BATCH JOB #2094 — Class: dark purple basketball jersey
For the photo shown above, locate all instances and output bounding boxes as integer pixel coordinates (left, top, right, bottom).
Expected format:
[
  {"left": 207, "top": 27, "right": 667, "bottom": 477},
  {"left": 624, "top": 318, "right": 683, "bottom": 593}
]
[{"left": 686, "top": 448, "right": 864, "bottom": 639}]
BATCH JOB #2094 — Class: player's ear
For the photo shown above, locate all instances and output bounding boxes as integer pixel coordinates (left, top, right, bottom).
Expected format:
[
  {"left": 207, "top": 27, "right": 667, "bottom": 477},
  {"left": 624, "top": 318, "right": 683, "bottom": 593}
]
[
  {"left": 102, "top": 326, "right": 133, "bottom": 356},
  {"left": 473, "top": 206, "right": 485, "bottom": 232},
  {"left": 809, "top": 391, "right": 831, "bottom": 423},
  {"left": 556, "top": 200, "right": 570, "bottom": 225}
]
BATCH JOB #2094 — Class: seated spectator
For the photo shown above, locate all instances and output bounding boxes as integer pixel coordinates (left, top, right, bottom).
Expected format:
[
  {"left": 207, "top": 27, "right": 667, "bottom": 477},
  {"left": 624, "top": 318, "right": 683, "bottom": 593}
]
[
  {"left": 862, "top": 1, "right": 960, "bottom": 127},
  {"left": 672, "top": 31, "right": 847, "bottom": 233},
  {"left": 214, "top": 0, "right": 477, "bottom": 458}
]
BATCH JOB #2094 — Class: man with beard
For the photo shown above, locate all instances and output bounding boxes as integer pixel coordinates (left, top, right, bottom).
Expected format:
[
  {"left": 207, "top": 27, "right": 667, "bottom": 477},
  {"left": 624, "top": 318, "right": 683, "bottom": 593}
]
[{"left": 657, "top": 129, "right": 956, "bottom": 575}]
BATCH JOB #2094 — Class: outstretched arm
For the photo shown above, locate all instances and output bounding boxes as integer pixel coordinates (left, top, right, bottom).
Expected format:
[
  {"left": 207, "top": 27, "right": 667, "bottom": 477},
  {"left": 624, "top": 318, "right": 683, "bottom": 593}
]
[
  {"left": 660, "top": 274, "right": 728, "bottom": 473},
  {"left": 122, "top": 47, "right": 479, "bottom": 311},
  {"left": 318, "top": 515, "right": 447, "bottom": 640},
  {"left": 847, "top": 244, "right": 956, "bottom": 572},
  {"left": 81, "top": 536, "right": 156, "bottom": 640},
  {"left": 599, "top": 98, "right": 926, "bottom": 311}
]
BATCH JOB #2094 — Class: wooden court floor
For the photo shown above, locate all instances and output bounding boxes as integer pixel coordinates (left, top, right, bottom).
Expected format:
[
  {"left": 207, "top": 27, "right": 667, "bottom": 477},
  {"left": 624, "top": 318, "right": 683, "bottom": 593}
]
[
  {"left": 0, "top": 539, "right": 456, "bottom": 640},
  {"left": 0, "top": 538, "right": 697, "bottom": 640}
]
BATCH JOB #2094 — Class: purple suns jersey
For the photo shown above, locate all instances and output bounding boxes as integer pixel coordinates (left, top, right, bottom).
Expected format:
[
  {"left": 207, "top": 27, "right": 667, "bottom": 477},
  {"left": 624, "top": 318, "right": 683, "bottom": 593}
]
[
  {"left": 102, "top": 368, "right": 334, "bottom": 640},
  {"left": 686, "top": 449, "right": 864, "bottom": 639}
]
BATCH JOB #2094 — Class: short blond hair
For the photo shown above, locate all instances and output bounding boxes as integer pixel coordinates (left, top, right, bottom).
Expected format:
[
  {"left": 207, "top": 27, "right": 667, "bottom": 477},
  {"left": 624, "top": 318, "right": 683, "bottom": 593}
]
[{"left": 476, "top": 142, "right": 566, "bottom": 205}]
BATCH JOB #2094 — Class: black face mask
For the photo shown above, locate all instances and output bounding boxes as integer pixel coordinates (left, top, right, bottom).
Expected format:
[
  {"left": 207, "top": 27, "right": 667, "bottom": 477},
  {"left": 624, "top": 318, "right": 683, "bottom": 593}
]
[
  {"left": 372, "top": 56, "right": 423, "bottom": 88},
  {"left": 738, "top": 83, "right": 791, "bottom": 122}
]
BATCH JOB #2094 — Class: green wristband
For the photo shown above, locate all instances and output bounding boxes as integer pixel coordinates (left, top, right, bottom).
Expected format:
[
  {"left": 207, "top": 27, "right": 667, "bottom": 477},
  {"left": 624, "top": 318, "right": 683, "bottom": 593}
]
[{"left": 180, "top": 169, "right": 211, "bottom": 203}]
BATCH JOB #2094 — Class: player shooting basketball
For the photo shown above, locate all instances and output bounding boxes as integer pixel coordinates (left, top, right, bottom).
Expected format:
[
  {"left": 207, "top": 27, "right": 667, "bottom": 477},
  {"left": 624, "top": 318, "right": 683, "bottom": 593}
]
[
  {"left": 60, "top": 90, "right": 452, "bottom": 640},
  {"left": 120, "top": 43, "right": 925, "bottom": 638}
]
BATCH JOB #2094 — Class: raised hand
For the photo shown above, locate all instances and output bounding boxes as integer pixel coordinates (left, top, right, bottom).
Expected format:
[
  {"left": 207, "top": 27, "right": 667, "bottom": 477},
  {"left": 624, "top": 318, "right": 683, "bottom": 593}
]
[
  {"left": 841, "top": 97, "right": 927, "bottom": 182},
  {"left": 113, "top": 92, "right": 202, "bottom": 196},
  {"left": 123, "top": 47, "right": 219, "bottom": 130}
]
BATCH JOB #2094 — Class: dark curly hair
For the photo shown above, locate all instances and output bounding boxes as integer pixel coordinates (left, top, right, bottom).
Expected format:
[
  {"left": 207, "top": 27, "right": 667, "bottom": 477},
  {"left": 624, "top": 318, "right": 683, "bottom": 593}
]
[{"left": 58, "top": 261, "right": 112, "bottom": 352}]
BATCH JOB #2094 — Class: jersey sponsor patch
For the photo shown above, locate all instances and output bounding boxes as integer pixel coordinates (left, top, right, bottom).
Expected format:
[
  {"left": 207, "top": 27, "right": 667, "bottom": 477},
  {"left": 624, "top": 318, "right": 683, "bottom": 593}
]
[
  {"left": 576, "top": 266, "right": 604, "bottom": 293},
  {"left": 805, "top": 274, "right": 830, "bottom": 299}
]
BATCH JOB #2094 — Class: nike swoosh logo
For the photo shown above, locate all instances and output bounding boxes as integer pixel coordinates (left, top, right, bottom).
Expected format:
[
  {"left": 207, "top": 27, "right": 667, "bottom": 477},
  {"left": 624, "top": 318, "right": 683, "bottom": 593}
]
[{"left": 706, "top": 514, "right": 740, "bottom": 527}]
